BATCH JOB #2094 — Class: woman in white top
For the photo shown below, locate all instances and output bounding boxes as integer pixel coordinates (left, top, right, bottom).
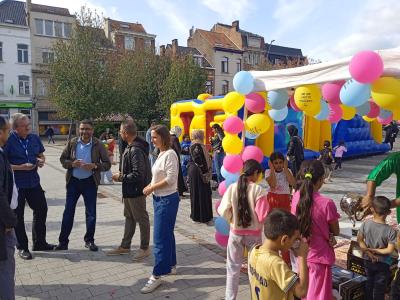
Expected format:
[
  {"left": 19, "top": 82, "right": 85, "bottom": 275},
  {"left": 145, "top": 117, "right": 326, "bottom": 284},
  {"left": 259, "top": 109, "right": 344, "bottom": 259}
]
[{"left": 141, "top": 125, "right": 179, "bottom": 294}]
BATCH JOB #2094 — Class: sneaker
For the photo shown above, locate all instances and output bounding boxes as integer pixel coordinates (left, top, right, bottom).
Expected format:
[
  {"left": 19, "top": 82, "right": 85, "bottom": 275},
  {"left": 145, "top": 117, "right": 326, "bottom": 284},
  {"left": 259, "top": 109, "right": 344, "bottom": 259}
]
[
  {"left": 18, "top": 249, "right": 33, "bottom": 260},
  {"left": 168, "top": 266, "right": 177, "bottom": 275},
  {"left": 105, "top": 246, "right": 130, "bottom": 256},
  {"left": 140, "top": 276, "right": 162, "bottom": 294},
  {"left": 132, "top": 248, "right": 151, "bottom": 261}
]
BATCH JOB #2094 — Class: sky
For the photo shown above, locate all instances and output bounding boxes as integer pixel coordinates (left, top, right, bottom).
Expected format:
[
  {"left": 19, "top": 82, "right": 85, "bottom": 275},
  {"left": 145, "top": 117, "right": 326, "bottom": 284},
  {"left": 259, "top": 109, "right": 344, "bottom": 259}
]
[{"left": 31, "top": 0, "right": 400, "bottom": 61}]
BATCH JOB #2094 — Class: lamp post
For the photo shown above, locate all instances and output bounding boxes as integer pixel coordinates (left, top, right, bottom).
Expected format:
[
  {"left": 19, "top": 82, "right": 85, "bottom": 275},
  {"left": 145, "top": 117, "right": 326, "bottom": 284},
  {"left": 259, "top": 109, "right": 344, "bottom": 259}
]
[{"left": 266, "top": 39, "right": 275, "bottom": 64}]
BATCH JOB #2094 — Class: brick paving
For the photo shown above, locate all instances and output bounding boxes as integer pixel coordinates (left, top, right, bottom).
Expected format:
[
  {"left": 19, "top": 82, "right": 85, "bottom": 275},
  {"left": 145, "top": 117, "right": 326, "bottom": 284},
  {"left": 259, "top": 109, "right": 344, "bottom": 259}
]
[{"left": 14, "top": 140, "right": 399, "bottom": 299}]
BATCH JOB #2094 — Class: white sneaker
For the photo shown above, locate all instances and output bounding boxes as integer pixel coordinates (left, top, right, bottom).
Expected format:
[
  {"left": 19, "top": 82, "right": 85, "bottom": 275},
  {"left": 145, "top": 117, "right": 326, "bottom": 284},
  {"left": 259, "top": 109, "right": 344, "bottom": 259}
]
[
  {"left": 140, "top": 276, "right": 162, "bottom": 294},
  {"left": 132, "top": 248, "right": 151, "bottom": 261},
  {"left": 168, "top": 266, "right": 177, "bottom": 275}
]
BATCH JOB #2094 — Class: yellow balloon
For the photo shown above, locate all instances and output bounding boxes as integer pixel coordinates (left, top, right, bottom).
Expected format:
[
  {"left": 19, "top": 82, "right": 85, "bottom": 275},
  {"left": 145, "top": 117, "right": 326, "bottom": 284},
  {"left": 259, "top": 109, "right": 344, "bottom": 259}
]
[
  {"left": 371, "top": 77, "right": 400, "bottom": 111},
  {"left": 222, "top": 134, "right": 243, "bottom": 155},
  {"left": 340, "top": 104, "right": 356, "bottom": 120},
  {"left": 294, "top": 85, "right": 321, "bottom": 115},
  {"left": 223, "top": 92, "right": 245, "bottom": 113},
  {"left": 393, "top": 109, "right": 400, "bottom": 120},
  {"left": 363, "top": 116, "right": 375, "bottom": 122},
  {"left": 245, "top": 113, "right": 271, "bottom": 135}
]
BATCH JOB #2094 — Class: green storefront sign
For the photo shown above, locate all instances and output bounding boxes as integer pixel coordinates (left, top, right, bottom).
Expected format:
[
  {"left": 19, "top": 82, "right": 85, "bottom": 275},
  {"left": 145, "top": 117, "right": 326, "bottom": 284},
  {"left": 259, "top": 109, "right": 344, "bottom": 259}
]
[{"left": 0, "top": 102, "right": 33, "bottom": 109}]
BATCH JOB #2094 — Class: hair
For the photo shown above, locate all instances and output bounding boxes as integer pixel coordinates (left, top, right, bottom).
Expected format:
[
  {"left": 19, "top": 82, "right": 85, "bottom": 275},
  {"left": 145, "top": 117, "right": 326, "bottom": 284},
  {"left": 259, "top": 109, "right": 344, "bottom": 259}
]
[
  {"left": 10, "top": 113, "right": 29, "bottom": 129},
  {"left": 323, "top": 140, "right": 331, "bottom": 148},
  {"left": 269, "top": 151, "right": 285, "bottom": 162},
  {"left": 80, "top": 119, "right": 93, "bottom": 127},
  {"left": 183, "top": 134, "right": 190, "bottom": 140},
  {"left": 264, "top": 209, "right": 299, "bottom": 240},
  {"left": 212, "top": 123, "right": 224, "bottom": 135},
  {"left": 152, "top": 125, "right": 171, "bottom": 150},
  {"left": 372, "top": 196, "right": 391, "bottom": 216},
  {"left": 0, "top": 116, "right": 7, "bottom": 130},
  {"left": 236, "top": 159, "right": 263, "bottom": 228},
  {"left": 339, "top": 140, "right": 345, "bottom": 146},
  {"left": 191, "top": 129, "right": 204, "bottom": 142},
  {"left": 295, "top": 159, "right": 325, "bottom": 238},
  {"left": 121, "top": 120, "right": 137, "bottom": 136}
]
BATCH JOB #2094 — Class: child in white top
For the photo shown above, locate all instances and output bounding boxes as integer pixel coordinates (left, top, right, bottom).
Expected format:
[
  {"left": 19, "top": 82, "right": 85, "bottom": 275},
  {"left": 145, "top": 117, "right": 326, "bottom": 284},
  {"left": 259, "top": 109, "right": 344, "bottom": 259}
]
[
  {"left": 218, "top": 159, "right": 269, "bottom": 300},
  {"left": 333, "top": 141, "right": 347, "bottom": 170}
]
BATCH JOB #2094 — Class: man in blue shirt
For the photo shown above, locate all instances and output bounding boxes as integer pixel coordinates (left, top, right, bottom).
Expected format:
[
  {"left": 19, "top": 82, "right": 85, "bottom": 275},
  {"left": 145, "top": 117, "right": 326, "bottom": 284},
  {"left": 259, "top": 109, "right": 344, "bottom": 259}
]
[
  {"left": 56, "top": 120, "right": 111, "bottom": 251},
  {"left": 4, "top": 113, "right": 55, "bottom": 260}
]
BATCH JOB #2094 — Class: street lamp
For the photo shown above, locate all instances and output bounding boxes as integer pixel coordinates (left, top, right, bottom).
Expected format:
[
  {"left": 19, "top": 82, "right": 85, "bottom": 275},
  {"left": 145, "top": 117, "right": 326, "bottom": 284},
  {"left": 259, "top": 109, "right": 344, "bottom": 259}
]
[{"left": 266, "top": 39, "right": 275, "bottom": 64}]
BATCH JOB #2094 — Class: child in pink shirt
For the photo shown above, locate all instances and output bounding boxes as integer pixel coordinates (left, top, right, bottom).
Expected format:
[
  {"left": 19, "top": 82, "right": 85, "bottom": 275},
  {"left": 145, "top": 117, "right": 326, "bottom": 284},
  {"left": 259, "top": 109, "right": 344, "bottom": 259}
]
[
  {"left": 333, "top": 141, "right": 347, "bottom": 170},
  {"left": 291, "top": 159, "right": 340, "bottom": 300}
]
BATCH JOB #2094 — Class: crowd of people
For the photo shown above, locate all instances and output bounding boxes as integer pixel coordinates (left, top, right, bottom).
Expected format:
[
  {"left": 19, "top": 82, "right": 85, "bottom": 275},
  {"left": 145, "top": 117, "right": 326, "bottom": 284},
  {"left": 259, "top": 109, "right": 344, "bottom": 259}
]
[{"left": 0, "top": 112, "right": 400, "bottom": 300}]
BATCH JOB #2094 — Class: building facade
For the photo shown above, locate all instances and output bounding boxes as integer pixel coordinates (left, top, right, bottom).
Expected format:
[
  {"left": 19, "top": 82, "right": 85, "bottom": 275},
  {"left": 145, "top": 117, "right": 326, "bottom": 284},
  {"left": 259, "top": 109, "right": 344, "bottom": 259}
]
[
  {"left": 0, "top": 0, "right": 32, "bottom": 124},
  {"left": 265, "top": 43, "right": 306, "bottom": 66}
]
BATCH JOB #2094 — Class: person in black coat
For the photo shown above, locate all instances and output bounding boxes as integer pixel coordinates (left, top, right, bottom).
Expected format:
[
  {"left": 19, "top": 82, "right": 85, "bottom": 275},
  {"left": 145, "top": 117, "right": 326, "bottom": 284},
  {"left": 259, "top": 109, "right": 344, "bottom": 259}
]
[
  {"left": 0, "top": 116, "right": 18, "bottom": 299},
  {"left": 286, "top": 124, "right": 304, "bottom": 177}
]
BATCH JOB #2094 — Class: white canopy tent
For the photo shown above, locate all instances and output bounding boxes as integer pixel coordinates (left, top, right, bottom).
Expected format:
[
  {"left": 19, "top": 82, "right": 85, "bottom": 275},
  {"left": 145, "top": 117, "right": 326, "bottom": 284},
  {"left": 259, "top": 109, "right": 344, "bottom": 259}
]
[{"left": 249, "top": 47, "right": 400, "bottom": 91}]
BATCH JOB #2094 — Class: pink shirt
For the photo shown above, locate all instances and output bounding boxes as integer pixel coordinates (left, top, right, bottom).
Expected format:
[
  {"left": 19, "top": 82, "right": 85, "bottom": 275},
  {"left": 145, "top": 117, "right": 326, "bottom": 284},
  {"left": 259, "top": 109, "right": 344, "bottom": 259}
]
[
  {"left": 291, "top": 191, "right": 340, "bottom": 265},
  {"left": 334, "top": 146, "right": 347, "bottom": 158}
]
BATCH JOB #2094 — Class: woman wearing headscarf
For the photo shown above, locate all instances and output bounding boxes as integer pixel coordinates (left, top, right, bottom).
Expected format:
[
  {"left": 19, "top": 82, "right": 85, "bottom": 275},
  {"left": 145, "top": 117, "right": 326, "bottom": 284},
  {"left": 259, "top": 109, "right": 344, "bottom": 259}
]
[
  {"left": 170, "top": 126, "right": 187, "bottom": 196},
  {"left": 286, "top": 124, "right": 304, "bottom": 177},
  {"left": 210, "top": 124, "right": 225, "bottom": 183}
]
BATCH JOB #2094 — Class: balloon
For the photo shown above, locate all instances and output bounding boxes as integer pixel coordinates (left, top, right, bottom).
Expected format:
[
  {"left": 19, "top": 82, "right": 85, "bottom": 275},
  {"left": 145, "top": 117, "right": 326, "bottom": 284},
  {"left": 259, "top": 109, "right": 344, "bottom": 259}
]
[
  {"left": 294, "top": 85, "right": 321, "bottom": 115},
  {"left": 223, "top": 154, "right": 243, "bottom": 173},
  {"left": 349, "top": 50, "right": 384, "bottom": 83},
  {"left": 245, "top": 131, "right": 259, "bottom": 139},
  {"left": 221, "top": 166, "right": 240, "bottom": 184},
  {"left": 378, "top": 108, "right": 392, "bottom": 120},
  {"left": 245, "top": 93, "right": 266, "bottom": 113},
  {"left": 371, "top": 77, "right": 400, "bottom": 111},
  {"left": 197, "top": 93, "right": 211, "bottom": 101},
  {"left": 328, "top": 104, "right": 343, "bottom": 123},
  {"left": 233, "top": 71, "right": 254, "bottom": 95},
  {"left": 356, "top": 101, "right": 371, "bottom": 116},
  {"left": 222, "top": 134, "right": 243, "bottom": 155},
  {"left": 242, "top": 145, "right": 264, "bottom": 163},
  {"left": 269, "top": 107, "right": 288, "bottom": 122},
  {"left": 339, "top": 79, "right": 371, "bottom": 107},
  {"left": 215, "top": 216, "right": 230, "bottom": 236},
  {"left": 257, "top": 91, "right": 271, "bottom": 110},
  {"left": 223, "top": 116, "right": 244, "bottom": 135},
  {"left": 393, "top": 109, "right": 400, "bottom": 121},
  {"left": 215, "top": 200, "right": 222, "bottom": 216},
  {"left": 341, "top": 104, "right": 357, "bottom": 120},
  {"left": 315, "top": 100, "right": 329, "bottom": 120},
  {"left": 218, "top": 181, "right": 227, "bottom": 196},
  {"left": 245, "top": 113, "right": 271, "bottom": 135},
  {"left": 366, "top": 101, "right": 380, "bottom": 118},
  {"left": 223, "top": 92, "right": 245, "bottom": 113},
  {"left": 321, "top": 81, "right": 345, "bottom": 105},
  {"left": 267, "top": 89, "right": 288, "bottom": 110},
  {"left": 363, "top": 116, "right": 375, "bottom": 122},
  {"left": 378, "top": 114, "right": 393, "bottom": 125},
  {"left": 215, "top": 231, "right": 229, "bottom": 248},
  {"left": 289, "top": 95, "right": 301, "bottom": 111}
]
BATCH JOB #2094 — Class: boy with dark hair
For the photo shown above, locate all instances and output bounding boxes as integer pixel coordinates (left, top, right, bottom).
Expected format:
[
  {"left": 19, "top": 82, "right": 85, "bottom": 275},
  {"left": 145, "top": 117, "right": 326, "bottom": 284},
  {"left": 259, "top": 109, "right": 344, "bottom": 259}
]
[
  {"left": 358, "top": 196, "right": 397, "bottom": 300},
  {"left": 318, "top": 140, "right": 334, "bottom": 182},
  {"left": 248, "top": 209, "right": 309, "bottom": 300}
]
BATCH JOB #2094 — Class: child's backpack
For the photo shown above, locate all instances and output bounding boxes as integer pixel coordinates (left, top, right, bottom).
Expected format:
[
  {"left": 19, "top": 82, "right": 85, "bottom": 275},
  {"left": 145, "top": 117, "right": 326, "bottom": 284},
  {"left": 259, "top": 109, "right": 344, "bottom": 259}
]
[{"left": 321, "top": 148, "right": 333, "bottom": 164}]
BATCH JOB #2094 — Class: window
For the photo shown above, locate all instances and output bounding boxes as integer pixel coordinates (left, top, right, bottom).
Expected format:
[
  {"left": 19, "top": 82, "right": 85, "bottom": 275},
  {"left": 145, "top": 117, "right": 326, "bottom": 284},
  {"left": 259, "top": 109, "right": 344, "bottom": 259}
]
[
  {"left": 0, "top": 109, "right": 8, "bottom": 120},
  {"left": 236, "top": 59, "right": 241, "bottom": 72},
  {"left": 124, "top": 36, "right": 135, "bottom": 50},
  {"left": 19, "top": 109, "right": 31, "bottom": 117},
  {"left": 64, "top": 23, "right": 72, "bottom": 38},
  {"left": 194, "top": 56, "right": 202, "bottom": 67},
  {"left": 18, "top": 75, "right": 30, "bottom": 95},
  {"left": 45, "top": 20, "right": 53, "bottom": 36},
  {"left": 54, "top": 22, "right": 63, "bottom": 37},
  {"left": 35, "top": 19, "right": 43, "bottom": 35},
  {"left": 205, "top": 80, "right": 213, "bottom": 95},
  {"left": 42, "top": 50, "right": 54, "bottom": 64},
  {"left": 36, "top": 78, "right": 48, "bottom": 97},
  {"left": 222, "top": 80, "right": 229, "bottom": 94},
  {"left": 0, "top": 74, "right": 4, "bottom": 94},
  {"left": 17, "top": 44, "right": 28, "bottom": 63},
  {"left": 0, "top": 42, "right": 2, "bottom": 61},
  {"left": 144, "top": 39, "right": 152, "bottom": 49},
  {"left": 221, "top": 57, "right": 229, "bottom": 73}
]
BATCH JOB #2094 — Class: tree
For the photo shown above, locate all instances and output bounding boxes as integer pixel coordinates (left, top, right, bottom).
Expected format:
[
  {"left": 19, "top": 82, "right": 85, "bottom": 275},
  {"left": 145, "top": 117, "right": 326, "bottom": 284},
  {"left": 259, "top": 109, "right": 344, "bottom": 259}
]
[{"left": 49, "top": 7, "right": 118, "bottom": 122}]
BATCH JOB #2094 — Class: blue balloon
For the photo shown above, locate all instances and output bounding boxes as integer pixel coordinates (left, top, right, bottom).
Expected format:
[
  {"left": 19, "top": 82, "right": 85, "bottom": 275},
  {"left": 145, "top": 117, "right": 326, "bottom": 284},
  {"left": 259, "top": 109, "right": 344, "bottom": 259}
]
[
  {"left": 339, "top": 79, "right": 371, "bottom": 107},
  {"left": 315, "top": 100, "right": 329, "bottom": 120},
  {"left": 267, "top": 89, "right": 288, "bottom": 110},
  {"left": 356, "top": 101, "right": 370, "bottom": 116},
  {"left": 379, "top": 108, "right": 392, "bottom": 119},
  {"left": 269, "top": 106, "right": 288, "bottom": 121},
  {"left": 215, "top": 216, "right": 230, "bottom": 236},
  {"left": 233, "top": 71, "right": 254, "bottom": 95},
  {"left": 220, "top": 166, "right": 240, "bottom": 184},
  {"left": 245, "top": 131, "right": 259, "bottom": 139}
]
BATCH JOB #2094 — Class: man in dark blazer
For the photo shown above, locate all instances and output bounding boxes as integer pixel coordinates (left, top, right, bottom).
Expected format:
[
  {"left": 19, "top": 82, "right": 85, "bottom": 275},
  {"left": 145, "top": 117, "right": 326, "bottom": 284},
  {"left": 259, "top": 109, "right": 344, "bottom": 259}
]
[{"left": 0, "top": 116, "right": 18, "bottom": 299}]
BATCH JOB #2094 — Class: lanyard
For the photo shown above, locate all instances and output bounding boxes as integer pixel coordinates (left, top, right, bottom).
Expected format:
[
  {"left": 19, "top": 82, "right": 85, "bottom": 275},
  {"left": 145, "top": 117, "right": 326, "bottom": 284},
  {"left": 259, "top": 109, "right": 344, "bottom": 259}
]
[{"left": 13, "top": 132, "right": 30, "bottom": 162}]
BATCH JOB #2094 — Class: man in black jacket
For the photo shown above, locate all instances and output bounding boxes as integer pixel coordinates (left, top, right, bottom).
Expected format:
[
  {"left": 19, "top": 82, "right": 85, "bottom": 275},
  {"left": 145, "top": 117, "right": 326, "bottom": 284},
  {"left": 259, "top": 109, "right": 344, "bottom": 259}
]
[
  {"left": 0, "top": 116, "right": 18, "bottom": 299},
  {"left": 107, "top": 120, "right": 151, "bottom": 261}
]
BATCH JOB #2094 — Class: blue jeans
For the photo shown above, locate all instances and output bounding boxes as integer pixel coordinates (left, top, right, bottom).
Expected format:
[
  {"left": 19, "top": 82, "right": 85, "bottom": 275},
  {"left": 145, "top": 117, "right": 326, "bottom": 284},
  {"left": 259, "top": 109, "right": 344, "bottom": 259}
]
[
  {"left": 59, "top": 176, "right": 98, "bottom": 245},
  {"left": 0, "top": 230, "right": 16, "bottom": 300},
  {"left": 364, "top": 260, "right": 390, "bottom": 300},
  {"left": 213, "top": 151, "right": 225, "bottom": 183},
  {"left": 152, "top": 192, "right": 179, "bottom": 276}
]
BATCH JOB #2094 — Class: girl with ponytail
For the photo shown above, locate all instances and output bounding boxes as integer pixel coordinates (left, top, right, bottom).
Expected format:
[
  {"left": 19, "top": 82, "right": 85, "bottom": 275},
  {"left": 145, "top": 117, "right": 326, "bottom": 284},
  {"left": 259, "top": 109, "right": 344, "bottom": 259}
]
[
  {"left": 291, "top": 160, "right": 340, "bottom": 300},
  {"left": 218, "top": 159, "right": 269, "bottom": 300}
]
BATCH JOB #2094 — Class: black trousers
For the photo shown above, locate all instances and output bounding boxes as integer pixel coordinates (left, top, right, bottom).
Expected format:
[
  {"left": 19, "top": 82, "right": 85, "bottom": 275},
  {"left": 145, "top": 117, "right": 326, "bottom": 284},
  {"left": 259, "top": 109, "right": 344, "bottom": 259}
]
[
  {"left": 391, "top": 268, "right": 400, "bottom": 300},
  {"left": 334, "top": 157, "right": 343, "bottom": 169},
  {"left": 14, "top": 185, "right": 48, "bottom": 250}
]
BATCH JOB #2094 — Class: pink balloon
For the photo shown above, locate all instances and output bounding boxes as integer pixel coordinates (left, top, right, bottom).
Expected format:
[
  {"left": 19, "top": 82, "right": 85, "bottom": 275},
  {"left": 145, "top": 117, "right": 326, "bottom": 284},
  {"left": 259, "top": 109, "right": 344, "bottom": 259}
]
[
  {"left": 367, "top": 101, "right": 380, "bottom": 118},
  {"left": 215, "top": 200, "right": 222, "bottom": 216},
  {"left": 349, "top": 51, "right": 384, "bottom": 84},
  {"left": 328, "top": 104, "right": 343, "bottom": 123},
  {"left": 218, "top": 181, "right": 227, "bottom": 197},
  {"left": 223, "top": 115, "right": 244, "bottom": 135},
  {"left": 242, "top": 145, "right": 264, "bottom": 163},
  {"left": 322, "top": 81, "right": 345, "bottom": 105},
  {"left": 377, "top": 113, "right": 393, "bottom": 125},
  {"left": 215, "top": 231, "right": 229, "bottom": 248},
  {"left": 223, "top": 154, "right": 243, "bottom": 173},
  {"left": 245, "top": 93, "right": 266, "bottom": 113},
  {"left": 289, "top": 95, "right": 300, "bottom": 112}
]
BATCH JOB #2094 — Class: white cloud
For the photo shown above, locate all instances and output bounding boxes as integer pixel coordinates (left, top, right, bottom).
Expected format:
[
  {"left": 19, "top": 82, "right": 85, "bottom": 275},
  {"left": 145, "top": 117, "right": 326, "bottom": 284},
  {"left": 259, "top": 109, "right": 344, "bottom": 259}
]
[{"left": 200, "top": 0, "right": 251, "bottom": 22}]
